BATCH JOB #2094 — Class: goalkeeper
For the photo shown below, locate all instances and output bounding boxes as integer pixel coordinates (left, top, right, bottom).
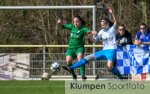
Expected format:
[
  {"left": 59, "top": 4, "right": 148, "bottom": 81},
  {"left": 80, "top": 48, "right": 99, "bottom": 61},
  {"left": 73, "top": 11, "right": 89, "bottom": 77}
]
[{"left": 57, "top": 16, "right": 91, "bottom": 80}]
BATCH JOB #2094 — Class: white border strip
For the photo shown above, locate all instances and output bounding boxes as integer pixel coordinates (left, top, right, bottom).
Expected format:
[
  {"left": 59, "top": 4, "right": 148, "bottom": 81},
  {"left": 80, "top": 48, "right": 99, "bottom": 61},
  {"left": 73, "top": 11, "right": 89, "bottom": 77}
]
[{"left": 0, "top": 6, "right": 95, "bottom": 10}]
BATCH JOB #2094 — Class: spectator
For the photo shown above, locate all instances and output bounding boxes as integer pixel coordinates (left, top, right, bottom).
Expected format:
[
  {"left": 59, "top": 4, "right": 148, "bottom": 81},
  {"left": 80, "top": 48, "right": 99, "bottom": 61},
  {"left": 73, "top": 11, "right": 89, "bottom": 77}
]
[
  {"left": 134, "top": 23, "right": 150, "bottom": 46},
  {"left": 116, "top": 24, "right": 132, "bottom": 46}
]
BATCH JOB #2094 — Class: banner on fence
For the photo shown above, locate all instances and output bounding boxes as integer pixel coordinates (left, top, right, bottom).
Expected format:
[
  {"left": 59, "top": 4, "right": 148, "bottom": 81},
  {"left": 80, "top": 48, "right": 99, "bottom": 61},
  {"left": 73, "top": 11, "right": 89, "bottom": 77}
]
[{"left": 117, "top": 45, "right": 150, "bottom": 74}]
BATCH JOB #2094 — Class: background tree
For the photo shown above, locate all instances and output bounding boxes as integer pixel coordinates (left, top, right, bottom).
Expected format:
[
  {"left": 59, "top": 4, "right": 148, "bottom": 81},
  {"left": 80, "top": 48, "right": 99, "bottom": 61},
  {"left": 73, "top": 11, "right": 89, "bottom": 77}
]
[{"left": 0, "top": 0, "right": 149, "bottom": 52}]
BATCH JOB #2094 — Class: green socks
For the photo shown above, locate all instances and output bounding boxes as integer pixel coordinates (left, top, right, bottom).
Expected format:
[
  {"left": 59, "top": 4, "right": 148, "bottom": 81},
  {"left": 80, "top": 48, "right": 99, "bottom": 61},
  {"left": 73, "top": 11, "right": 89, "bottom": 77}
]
[{"left": 79, "top": 65, "right": 85, "bottom": 76}]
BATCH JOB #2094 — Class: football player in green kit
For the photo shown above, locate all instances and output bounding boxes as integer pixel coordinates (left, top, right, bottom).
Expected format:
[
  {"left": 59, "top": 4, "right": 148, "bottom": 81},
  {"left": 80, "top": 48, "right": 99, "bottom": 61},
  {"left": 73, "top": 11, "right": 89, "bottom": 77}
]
[{"left": 57, "top": 16, "right": 91, "bottom": 80}]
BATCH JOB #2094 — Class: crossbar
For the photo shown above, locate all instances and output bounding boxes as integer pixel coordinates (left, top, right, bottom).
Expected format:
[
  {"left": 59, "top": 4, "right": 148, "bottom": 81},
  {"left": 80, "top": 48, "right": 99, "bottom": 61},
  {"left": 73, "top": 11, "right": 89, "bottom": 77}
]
[{"left": 0, "top": 5, "right": 95, "bottom": 10}]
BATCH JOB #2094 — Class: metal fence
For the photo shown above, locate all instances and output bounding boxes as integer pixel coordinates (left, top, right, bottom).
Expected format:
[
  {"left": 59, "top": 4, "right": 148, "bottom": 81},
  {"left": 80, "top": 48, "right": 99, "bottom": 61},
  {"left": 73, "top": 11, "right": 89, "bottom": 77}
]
[
  {"left": 0, "top": 45, "right": 130, "bottom": 79},
  {"left": 29, "top": 53, "right": 112, "bottom": 78}
]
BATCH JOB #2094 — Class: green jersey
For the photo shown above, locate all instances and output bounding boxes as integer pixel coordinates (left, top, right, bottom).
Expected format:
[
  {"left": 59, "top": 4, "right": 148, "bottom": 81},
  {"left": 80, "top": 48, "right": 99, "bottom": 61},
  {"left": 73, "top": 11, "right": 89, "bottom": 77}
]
[{"left": 62, "top": 24, "right": 91, "bottom": 48}]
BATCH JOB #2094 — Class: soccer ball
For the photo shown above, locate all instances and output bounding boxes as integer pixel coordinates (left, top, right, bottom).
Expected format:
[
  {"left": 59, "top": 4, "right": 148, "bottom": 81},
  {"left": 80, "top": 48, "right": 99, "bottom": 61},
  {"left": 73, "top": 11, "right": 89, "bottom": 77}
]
[{"left": 50, "top": 62, "right": 61, "bottom": 73}]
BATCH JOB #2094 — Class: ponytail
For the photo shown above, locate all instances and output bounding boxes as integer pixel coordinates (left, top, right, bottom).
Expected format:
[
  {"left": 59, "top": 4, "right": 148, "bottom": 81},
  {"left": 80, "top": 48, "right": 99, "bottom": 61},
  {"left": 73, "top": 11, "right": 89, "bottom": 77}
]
[{"left": 74, "top": 16, "right": 86, "bottom": 26}]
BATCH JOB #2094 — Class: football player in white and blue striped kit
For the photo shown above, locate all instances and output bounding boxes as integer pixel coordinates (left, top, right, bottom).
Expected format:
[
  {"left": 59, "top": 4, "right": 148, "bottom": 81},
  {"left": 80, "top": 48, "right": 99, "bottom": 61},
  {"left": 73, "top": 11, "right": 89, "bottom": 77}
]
[{"left": 62, "top": 8, "right": 123, "bottom": 79}]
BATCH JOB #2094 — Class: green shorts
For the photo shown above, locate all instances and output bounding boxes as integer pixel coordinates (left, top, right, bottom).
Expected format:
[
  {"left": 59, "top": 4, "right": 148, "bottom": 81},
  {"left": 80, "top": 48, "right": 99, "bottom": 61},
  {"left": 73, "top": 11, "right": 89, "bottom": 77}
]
[{"left": 66, "top": 47, "right": 85, "bottom": 59}]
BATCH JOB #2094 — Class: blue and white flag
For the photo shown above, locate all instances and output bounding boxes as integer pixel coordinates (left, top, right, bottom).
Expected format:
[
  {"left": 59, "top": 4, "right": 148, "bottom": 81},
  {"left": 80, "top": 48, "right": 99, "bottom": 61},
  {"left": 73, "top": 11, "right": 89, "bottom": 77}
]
[{"left": 116, "top": 45, "right": 150, "bottom": 74}]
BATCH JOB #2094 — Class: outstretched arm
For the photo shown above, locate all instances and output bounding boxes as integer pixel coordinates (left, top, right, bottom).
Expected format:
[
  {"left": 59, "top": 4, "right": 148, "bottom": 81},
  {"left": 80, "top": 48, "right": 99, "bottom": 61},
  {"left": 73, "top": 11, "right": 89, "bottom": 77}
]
[
  {"left": 57, "top": 18, "right": 73, "bottom": 30},
  {"left": 87, "top": 31, "right": 101, "bottom": 43},
  {"left": 57, "top": 18, "right": 66, "bottom": 25},
  {"left": 108, "top": 7, "right": 117, "bottom": 26}
]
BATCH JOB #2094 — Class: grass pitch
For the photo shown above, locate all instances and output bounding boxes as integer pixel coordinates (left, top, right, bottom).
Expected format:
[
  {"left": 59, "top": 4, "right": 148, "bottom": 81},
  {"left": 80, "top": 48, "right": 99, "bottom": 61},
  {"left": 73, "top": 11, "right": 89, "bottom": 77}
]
[
  {"left": 0, "top": 80, "right": 150, "bottom": 94},
  {"left": 0, "top": 80, "right": 65, "bottom": 94}
]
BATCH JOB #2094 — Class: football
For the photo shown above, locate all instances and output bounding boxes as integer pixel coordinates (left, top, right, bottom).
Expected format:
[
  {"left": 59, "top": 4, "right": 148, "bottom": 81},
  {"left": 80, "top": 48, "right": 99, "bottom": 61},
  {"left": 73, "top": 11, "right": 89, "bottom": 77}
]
[{"left": 50, "top": 62, "right": 61, "bottom": 72}]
